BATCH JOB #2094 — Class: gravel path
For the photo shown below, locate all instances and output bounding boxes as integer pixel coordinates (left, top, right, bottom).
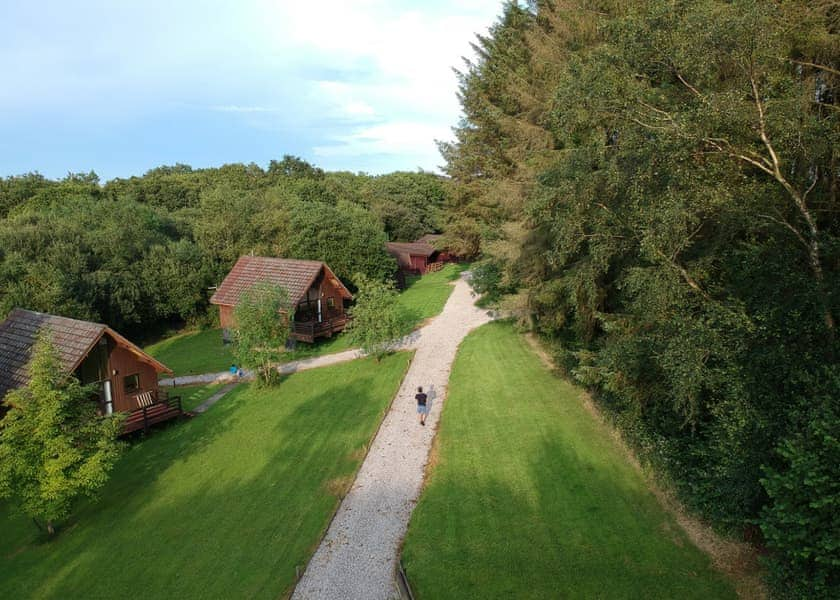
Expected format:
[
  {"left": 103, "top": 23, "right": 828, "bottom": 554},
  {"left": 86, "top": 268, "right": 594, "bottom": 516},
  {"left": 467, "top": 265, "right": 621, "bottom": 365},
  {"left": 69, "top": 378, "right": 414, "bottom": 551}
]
[
  {"left": 292, "top": 273, "right": 493, "bottom": 600},
  {"left": 159, "top": 348, "right": 366, "bottom": 387},
  {"left": 191, "top": 382, "right": 239, "bottom": 414}
]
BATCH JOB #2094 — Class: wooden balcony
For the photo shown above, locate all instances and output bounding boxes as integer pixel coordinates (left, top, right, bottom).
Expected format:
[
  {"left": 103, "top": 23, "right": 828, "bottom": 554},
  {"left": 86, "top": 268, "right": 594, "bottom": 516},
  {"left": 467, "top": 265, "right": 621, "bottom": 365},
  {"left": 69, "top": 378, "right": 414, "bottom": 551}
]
[
  {"left": 291, "top": 315, "right": 350, "bottom": 343},
  {"left": 121, "top": 388, "right": 183, "bottom": 435}
]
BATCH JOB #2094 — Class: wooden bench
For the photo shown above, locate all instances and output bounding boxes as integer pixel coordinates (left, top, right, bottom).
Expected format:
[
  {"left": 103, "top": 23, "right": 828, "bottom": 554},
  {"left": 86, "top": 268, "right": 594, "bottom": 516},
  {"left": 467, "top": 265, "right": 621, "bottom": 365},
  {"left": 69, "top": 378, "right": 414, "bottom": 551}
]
[
  {"left": 135, "top": 391, "right": 155, "bottom": 408},
  {"left": 122, "top": 390, "right": 183, "bottom": 435}
]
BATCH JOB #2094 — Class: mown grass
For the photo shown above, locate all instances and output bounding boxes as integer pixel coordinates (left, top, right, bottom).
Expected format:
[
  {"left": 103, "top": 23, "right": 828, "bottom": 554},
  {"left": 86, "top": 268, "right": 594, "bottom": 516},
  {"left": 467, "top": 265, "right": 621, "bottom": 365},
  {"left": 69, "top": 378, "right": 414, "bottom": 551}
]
[
  {"left": 146, "top": 264, "right": 465, "bottom": 377},
  {"left": 165, "top": 382, "right": 224, "bottom": 412},
  {"left": 397, "top": 263, "right": 466, "bottom": 327},
  {"left": 0, "top": 352, "right": 411, "bottom": 599},
  {"left": 144, "top": 328, "right": 234, "bottom": 377},
  {"left": 402, "top": 321, "right": 735, "bottom": 599},
  {"left": 145, "top": 328, "right": 356, "bottom": 378}
]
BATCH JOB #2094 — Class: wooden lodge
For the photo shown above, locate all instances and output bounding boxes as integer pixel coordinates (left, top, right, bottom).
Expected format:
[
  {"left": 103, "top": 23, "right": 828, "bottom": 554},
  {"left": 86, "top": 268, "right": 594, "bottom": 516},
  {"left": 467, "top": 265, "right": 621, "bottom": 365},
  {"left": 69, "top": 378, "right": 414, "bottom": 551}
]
[
  {"left": 385, "top": 234, "right": 454, "bottom": 276},
  {"left": 210, "top": 256, "right": 354, "bottom": 344},
  {"left": 0, "top": 309, "right": 180, "bottom": 434}
]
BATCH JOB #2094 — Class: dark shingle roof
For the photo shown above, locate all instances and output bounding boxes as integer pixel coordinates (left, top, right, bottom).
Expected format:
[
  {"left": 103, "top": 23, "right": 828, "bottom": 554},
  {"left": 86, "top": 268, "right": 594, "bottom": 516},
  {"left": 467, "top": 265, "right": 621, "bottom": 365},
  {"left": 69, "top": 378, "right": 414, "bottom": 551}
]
[
  {"left": 385, "top": 241, "right": 436, "bottom": 258},
  {"left": 0, "top": 309, "right": 172, "bottom": 399},
  {"left": 414, "top": 234, "right": 443, "bottom": 245},
  {"left": 0, "top": 309, "right": 106, "bottom": 398},
  {"left": 210, "top": 256, "right": 347, "bottom": 307}
]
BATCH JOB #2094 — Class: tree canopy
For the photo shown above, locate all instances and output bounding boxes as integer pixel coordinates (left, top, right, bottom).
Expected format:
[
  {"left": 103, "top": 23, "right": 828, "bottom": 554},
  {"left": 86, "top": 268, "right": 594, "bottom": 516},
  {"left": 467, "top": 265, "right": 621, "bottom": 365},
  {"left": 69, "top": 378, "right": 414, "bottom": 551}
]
[
  {"left": 0, "top": 158, "right": 446, "bottom": 338},
  {"left": 346, "top": 275, "right": 407, "bottom": 361},
  {"left": 443, "top": 1, "right": 839, "bottom": 596},
  {"left": 232, "top": 282, "right": 291, "bottom": 386}
]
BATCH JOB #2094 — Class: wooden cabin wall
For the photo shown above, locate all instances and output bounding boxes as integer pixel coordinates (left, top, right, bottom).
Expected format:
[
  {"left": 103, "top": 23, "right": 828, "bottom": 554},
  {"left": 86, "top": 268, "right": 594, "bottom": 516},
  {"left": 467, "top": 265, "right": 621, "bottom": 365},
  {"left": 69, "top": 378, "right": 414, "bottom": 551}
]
[
  {"left": 319, "top": 275, "right": 347, "bottom": 318},
  {"left": 219, "top": 304, "right": 235, "bottom": 330},
  {"left": 108, "top": 345, "right": 158, "bottom": 412},
  {"left": 410, "top": 255, "right": 428, "bottom": 273},
  {"left": 396, "top": 253, "right": 413, "bottom": 271}
]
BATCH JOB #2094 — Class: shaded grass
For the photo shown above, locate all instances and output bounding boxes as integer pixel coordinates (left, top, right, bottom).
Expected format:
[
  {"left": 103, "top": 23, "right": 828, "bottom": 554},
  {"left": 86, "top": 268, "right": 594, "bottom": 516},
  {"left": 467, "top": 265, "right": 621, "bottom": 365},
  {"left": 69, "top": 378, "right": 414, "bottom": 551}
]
[
  {"left": 0, "top": 352, "right": 411, "bottom": 599},
  {"left": 282, "top": 333, "right": 355, "bottom": 362},
  {"left": 402, "top": 322, "right": 735, "bottom": 599}
]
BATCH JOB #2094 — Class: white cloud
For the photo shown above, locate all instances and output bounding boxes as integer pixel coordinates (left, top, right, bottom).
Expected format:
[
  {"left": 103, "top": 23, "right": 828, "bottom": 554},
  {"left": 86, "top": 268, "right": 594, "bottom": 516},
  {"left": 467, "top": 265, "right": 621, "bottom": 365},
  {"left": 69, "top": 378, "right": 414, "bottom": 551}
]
[
  {"left": 209, "top": 105, "right": 284, "bottom": 113},
  {"left": 343, "top": 101, "right": 376, "bottom": 118},
  {"left": 0, "top": 1, "right": 502, "bottom": 176},
  {"left": 258, "top": 0, "right": 500, "bottom": 167},
  {"left": 313, "top": 120, "right": 450, "bottom": 162}
]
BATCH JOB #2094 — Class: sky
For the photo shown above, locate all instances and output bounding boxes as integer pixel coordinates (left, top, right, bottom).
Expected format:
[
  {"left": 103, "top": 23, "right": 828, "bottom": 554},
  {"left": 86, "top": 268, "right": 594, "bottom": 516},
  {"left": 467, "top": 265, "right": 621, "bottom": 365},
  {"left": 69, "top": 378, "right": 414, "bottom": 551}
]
[{"left": 0, "top": 0, "right": 502, "bottom": 181}]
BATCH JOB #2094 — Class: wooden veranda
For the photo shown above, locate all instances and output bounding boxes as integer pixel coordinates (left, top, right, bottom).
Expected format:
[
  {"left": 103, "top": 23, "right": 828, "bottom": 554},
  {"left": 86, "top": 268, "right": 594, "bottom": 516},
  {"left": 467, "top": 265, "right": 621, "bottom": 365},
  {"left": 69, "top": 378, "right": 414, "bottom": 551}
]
[{"left": 121, "top": 388, "right": 183, "bottom": 435}]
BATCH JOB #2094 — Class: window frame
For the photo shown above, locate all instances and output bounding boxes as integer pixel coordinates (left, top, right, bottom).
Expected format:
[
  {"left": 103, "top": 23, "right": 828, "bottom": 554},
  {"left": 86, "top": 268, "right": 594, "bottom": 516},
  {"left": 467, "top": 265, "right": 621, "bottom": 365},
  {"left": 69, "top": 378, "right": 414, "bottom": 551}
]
[{"left": 124, "top": 373, "right": 141, "bottom": 394}]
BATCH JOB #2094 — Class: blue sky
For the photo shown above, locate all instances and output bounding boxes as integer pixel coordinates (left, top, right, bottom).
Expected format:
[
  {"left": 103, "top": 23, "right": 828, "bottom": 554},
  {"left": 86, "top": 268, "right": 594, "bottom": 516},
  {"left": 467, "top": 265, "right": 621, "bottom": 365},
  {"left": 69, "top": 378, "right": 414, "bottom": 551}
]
[{"left": 0, "top": 0, "right": 502, "bottom": 181}]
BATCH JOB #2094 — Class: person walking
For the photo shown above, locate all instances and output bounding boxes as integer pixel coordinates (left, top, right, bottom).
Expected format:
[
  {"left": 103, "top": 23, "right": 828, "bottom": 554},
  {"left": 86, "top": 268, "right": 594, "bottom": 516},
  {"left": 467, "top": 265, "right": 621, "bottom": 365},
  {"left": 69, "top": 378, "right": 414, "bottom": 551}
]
[{"left": 415, "top": 386, "right": 428, "bottom": 426}]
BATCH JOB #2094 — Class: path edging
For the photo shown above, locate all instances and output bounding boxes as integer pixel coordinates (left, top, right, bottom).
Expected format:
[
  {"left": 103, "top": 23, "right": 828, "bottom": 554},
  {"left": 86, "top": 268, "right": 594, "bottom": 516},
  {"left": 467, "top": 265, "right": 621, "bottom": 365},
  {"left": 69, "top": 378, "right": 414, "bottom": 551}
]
[{"left": 288, "top": 350, "right": 416, "bottom": 598}]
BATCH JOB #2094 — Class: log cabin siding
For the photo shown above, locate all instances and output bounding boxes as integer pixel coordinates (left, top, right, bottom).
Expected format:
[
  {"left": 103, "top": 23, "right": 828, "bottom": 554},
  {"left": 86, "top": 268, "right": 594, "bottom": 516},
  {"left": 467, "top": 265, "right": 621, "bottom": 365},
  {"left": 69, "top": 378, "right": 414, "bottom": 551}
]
[
  {"left": 219, "top": 304, "right": 235, "bottom": 331},
  {"left": 410, "top": 254, "right": 429, "bottom": 273},
  {"left": 295, "top": 271, "right": 347, "bottom": 321},
  {"left": 108, "top": 343, "right": 159, "bottom": 412}
]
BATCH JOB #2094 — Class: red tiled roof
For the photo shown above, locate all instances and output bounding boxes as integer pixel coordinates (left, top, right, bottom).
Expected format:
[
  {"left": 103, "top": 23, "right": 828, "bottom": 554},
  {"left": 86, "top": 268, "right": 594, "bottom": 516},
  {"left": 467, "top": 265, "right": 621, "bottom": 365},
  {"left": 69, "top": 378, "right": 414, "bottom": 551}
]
[
  {"left": 385, "top": 241, "right": 436, "bottom": 258},
  {"left": 209, "top": 256, "right": 350, "bottom": 307},
  {"left": 0, "top": 309, "right": 171, "bottom": 398}
]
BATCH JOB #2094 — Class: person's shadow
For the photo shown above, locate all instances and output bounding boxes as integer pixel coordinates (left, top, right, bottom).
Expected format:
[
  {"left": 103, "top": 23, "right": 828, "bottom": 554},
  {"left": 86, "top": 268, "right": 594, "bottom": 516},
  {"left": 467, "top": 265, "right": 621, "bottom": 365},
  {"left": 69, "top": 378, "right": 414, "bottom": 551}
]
[{"left": 426, "top": 384, "right": 437, "bottom": 414}]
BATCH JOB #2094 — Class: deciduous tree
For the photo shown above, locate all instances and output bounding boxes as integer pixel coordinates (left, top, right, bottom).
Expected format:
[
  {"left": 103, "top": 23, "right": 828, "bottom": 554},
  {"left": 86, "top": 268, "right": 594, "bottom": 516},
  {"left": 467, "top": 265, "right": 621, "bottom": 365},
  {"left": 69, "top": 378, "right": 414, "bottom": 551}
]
[
  {"left": 0, "top": 332, "right": 123, "bottom": 536},
  {"left": 346, "top": 275, "right": 407, "bottom": 361},
  {"left": 232, "top": 282, "right": 291, "bottom": 385}
]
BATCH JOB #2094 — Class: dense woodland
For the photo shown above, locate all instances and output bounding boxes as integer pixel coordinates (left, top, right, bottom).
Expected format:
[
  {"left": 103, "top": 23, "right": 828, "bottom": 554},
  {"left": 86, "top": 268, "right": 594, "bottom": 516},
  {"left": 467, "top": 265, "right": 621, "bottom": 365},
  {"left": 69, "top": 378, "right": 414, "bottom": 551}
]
[
  {"left": 0, "top": 159, "right": 447, "bottom": 338},
  {"left": 443, "top": 1, "right": 838, "bottom": 597}
]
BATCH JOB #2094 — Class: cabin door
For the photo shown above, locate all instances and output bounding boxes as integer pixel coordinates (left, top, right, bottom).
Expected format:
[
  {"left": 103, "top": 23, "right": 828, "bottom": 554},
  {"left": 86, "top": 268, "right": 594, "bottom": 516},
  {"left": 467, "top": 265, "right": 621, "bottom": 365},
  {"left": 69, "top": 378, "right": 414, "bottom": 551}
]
[{"left": 317, "top": 299, "right": 323, "bottom": 323}]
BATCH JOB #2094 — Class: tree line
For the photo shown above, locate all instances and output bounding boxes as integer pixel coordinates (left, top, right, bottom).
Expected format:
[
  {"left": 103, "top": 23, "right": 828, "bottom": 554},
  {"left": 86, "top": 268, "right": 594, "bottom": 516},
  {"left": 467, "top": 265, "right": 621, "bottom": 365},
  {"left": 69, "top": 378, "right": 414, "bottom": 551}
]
[
  {"left": 443, "top": 1, "right": 838, "bottom": 597},
  {"left": 0, "top": 157, "right": 448, "bottom": 339}
]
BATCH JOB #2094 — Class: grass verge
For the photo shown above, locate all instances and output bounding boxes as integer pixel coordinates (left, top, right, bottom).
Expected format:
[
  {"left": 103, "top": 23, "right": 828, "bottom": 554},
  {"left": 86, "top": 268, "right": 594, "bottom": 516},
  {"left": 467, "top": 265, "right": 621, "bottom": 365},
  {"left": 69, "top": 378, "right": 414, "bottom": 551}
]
[
  {"left": 165, "top": 382, "right": 224, "bottom": 412},
  {"left": 397, "top": 263, "right": 467, "bottom": 328},
  {"left": 401, "top": 321, "right": 735, "bottom": 599}
]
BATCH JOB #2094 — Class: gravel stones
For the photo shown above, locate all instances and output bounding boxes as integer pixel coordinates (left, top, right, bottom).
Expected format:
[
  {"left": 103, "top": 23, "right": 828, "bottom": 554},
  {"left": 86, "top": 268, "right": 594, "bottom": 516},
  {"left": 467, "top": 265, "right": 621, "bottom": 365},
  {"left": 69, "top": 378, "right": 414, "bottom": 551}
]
[{"left": 292, "top": 274, "right": 492, "bottom": 600}]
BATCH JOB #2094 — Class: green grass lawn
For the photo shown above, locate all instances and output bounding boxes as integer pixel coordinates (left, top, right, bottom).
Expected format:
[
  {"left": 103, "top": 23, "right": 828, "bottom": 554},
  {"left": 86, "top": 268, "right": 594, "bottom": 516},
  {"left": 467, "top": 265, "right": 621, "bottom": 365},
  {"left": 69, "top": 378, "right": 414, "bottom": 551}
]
[
  {"left": 0, "top": 352, "right": 411, "bottom": 599},
  {"left": 144, "top": 328, "right": 234, "bottom": 376},
  {"left": 282, "top": 332, "right": 355, "bottom": 362},
  {"left": 146, "top": 328, "right": 356, "bottom": 378},
  {"left": 165, "top": 382, "right": 224, "bottom": 412},
  {"left": 402, "top": 322, "right": 735, "bottom": 599},
  {"left": 397, "top": 263, "right": 466, "bottom": 326}
]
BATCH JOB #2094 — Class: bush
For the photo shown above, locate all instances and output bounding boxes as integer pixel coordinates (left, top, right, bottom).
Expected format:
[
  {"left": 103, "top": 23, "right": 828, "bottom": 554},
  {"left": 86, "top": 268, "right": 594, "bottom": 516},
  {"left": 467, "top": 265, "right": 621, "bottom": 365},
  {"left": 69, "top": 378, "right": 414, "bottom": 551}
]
[
  {"left": 760, "top": 401, "right": 840, "bottom": 599},
  {"left": 346, "top": 275, "right": 407, "bottom": 361}
]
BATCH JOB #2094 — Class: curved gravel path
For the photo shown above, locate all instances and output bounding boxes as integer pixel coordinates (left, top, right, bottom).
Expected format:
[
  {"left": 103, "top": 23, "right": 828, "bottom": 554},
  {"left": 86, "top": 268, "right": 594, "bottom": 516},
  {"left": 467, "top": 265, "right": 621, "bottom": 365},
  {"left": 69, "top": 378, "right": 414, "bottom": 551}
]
[
  {"left": 292, "top": 273, "right": 493, "bottom": 600},
  {"left": 159, "top": 347, "right": 367, "bottom": 387}
]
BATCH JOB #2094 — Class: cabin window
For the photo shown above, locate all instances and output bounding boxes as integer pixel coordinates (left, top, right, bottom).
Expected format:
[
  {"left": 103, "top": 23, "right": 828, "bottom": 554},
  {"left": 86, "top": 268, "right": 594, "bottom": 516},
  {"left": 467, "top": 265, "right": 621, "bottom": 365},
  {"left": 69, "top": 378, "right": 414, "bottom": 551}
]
[
  {"left": 124, "top": 373, "right": 140, "bottom": 394},
  {"left": 327, "top": 297, "right": 335, "bottom": 309}
]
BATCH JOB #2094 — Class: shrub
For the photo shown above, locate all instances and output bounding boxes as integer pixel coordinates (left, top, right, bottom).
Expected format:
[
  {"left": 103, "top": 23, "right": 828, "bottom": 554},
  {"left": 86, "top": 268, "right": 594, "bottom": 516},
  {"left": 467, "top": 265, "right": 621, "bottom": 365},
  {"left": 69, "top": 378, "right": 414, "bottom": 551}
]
[{"left": 760, "top": 401, "right": 840, "bottom": 599}]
